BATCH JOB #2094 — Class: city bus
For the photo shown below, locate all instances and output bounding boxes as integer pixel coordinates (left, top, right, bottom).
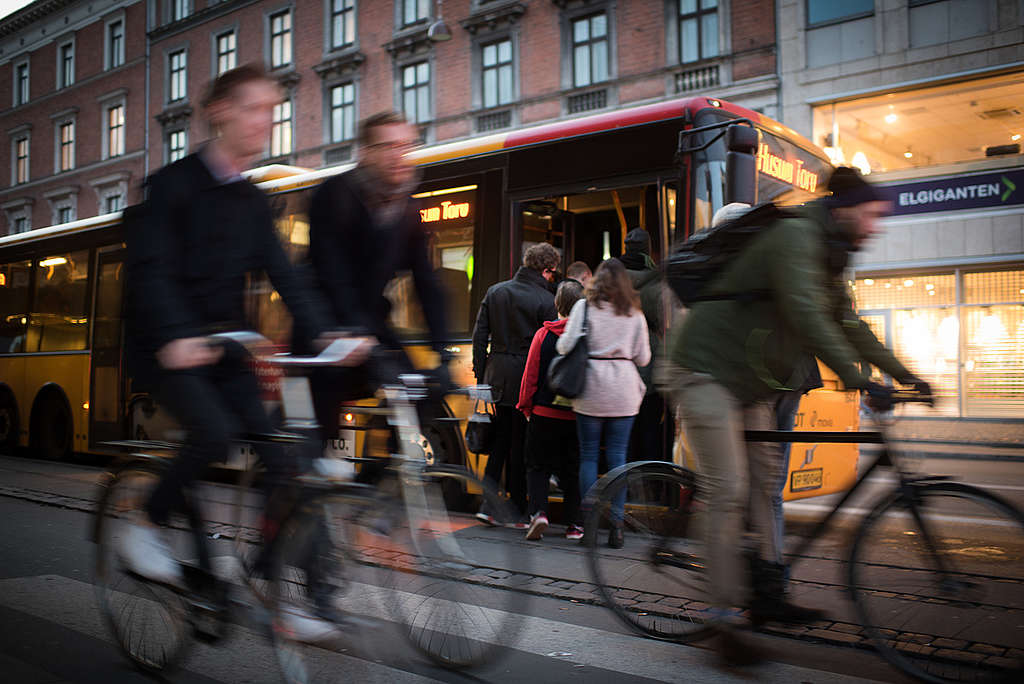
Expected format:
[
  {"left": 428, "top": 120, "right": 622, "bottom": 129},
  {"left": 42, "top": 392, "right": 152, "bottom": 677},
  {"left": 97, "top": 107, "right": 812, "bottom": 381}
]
[{"left": 0, "top": 95, "right": 858, "bottom": 503}]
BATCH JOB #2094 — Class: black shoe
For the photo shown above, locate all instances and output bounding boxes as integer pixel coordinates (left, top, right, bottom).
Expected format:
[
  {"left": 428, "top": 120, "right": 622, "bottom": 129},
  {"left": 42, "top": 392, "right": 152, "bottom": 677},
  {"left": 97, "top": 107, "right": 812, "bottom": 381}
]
[
  {"left": 713, "top": 629, "right": 767, "bottom": 667},
  {"left": 749, "top": 557, "right": 826, "bottom": 627},
  {"left": 608, "top": 526, "right": 624, "bottom": 549}
]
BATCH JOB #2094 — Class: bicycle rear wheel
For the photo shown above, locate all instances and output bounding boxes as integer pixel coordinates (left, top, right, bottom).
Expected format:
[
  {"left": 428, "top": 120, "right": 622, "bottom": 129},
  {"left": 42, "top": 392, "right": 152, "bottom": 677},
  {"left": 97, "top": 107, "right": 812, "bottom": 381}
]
[
  {"left": 386, "top": 465, "right": 526, "bottom": 669},
  {"left": 584, "top": 461, "right": 713, "bottom": 643},
  {"left": 93, "top": 460, "right": 192, "bottom": 674},
  {"left": 849, "top": 481, "right": 1024, "bottom": 683}
]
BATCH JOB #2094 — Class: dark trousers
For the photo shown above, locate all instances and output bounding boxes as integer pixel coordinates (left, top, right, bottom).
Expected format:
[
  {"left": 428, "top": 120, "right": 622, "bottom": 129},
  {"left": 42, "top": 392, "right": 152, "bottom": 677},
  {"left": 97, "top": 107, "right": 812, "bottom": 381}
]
[
  {"left": 628, "top": 392, "right": 669, "bottom": 462},
  {"left": 147, "top": 360, "right": 296, "bottom": 526},
  {"left": 525, "top": 414, "right": 580, "bottom": 526},
  {"left": 483, "top": 405, "right": 527, "bottom": 515}
]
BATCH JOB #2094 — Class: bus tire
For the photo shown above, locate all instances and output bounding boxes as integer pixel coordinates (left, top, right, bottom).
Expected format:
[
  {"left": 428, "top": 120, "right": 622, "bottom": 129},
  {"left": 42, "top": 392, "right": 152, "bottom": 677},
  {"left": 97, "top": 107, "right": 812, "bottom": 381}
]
[
  {"left": 0, "top": 387, "right": 19, "bottom": 454},
  {"left": 419, "top": 401, "right": 472, "bottom": 511},
  {"left": 31, "top": 391, "right": 73, "bottom": 461}
]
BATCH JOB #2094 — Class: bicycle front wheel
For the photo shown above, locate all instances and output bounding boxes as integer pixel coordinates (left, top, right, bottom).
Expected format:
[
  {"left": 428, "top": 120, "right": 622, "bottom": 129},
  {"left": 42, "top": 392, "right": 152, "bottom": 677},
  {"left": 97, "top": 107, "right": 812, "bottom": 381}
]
[
  {"left": 386, "top": 465, "right": 526, "bottom": 669},
  {"left": 849, "top": 481, "right": 1024, "bottom": 683},
  {"left": 584, "top": 461, "right": 713, "bottom": 643}
]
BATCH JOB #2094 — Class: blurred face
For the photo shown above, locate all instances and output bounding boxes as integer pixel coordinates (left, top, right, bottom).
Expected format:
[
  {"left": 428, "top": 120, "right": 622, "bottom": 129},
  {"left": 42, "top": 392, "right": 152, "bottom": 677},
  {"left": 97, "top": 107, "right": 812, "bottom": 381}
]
[
  {"left": 833, "top": 200, "right": 892, "bottom": 249},
  {"left": 360, "top": 122, "right": 419, "bottom": 188},
  {"left": 541, "top": 265, "right": 558, "bottom": 283},
  {"left": 207, "top": 79, "right": 281, "bottom": 162}
]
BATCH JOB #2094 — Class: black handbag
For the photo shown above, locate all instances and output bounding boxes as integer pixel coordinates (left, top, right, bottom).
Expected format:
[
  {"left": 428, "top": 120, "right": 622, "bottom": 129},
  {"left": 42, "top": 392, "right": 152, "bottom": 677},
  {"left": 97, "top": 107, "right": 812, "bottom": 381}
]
[
  {"left": 547, "top": 301, "right": 589, "bottom": 399},
  {"left": 464, "top": 396, "right": 497, "bottom": 454}
]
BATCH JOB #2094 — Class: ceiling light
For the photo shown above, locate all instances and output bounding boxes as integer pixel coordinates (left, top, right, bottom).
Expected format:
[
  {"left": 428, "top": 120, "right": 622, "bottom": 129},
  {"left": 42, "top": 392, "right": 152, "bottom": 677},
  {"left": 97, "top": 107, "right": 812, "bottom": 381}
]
[
  {"left": 904, "top": 279, "right": 914, "bottom": 287},
  {"left": 884, "top": 107, "right": 898, "bottom": 124},
  {"left": 1013, "top": 134, "right": 1022, "bottom": 141},
  {"left": 904, "top": 150, "right": 913, "bottom": 159},
  {"left": 864, "top": 279, "right": 874, "bottom": 286}
]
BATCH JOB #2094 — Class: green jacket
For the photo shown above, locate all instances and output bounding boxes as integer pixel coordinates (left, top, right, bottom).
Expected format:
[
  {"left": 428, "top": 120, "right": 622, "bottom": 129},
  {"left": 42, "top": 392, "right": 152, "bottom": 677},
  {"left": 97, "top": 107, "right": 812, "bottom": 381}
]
[
  {"left": 623, "top": 256, "right": 663, "bottom": 391},
  {"left": 670, "top": 201, "right": 911, "bottom": 403}
]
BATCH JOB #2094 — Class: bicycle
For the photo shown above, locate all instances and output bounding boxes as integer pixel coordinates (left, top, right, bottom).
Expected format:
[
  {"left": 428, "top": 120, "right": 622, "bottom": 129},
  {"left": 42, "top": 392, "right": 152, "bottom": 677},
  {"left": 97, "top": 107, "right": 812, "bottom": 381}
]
[
  {"left": 582, "top": 392, "right": 1024, "bottom": 684},
  {"left": 93, "top": 332, "right": 524, "bottom": 682}
]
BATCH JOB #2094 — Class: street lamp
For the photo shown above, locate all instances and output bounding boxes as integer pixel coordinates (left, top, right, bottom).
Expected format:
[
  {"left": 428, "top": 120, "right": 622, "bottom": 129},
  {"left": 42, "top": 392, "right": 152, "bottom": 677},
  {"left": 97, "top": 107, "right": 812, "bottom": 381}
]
[{"left": 428, "top": 0, "right": 452, "bottom": 42}]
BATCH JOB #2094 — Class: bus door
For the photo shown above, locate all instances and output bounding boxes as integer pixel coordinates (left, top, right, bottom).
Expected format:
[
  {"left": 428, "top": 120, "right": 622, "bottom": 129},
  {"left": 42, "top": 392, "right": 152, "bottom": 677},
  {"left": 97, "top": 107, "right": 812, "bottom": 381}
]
[{"left": 89, "top": 248, "right": 126, "bottom": 445}]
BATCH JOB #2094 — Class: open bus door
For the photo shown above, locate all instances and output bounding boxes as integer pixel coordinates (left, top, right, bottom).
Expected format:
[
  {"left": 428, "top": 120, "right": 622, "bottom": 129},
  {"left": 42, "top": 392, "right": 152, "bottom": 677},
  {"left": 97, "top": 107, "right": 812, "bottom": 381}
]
[{"left": 89, "top": 248, "right": 127, "bottom": 445}]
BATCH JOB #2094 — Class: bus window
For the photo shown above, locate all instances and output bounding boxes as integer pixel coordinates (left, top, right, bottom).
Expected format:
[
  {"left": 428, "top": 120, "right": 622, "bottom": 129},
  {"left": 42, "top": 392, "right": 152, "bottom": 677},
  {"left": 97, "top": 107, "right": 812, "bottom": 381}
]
[
  {"left": 0, "top": 260, "right": 31, "bottom": 353},
  {"left": 27, "top": 249, "right": 90, "bottom": 352}
]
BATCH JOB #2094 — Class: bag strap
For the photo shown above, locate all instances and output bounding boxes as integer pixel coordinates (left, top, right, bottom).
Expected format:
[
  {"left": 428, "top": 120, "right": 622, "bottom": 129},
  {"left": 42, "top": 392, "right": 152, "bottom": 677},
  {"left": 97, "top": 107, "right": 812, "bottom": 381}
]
[{"left": 581, "top": 300, "right": 588, "bottom": 335}]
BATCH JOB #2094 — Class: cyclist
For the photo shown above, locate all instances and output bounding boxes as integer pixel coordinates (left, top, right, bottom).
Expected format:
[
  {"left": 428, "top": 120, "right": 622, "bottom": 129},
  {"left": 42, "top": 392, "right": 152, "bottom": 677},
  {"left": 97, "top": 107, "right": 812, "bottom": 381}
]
[
  {"left": 302, "top": 112, "right": 452, "bottom": 454},
  {"left": 124, "top": 65, "right": 370, "bottom": 594},
  {"left": 660, "top": 167, "right": 931, "bottom": 664}
]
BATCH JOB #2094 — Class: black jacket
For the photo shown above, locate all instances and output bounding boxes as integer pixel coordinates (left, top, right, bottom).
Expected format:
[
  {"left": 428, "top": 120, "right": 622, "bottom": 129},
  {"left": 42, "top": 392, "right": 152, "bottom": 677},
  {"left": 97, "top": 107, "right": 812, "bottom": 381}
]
[
  {"left": 472, "top": 267, "right": 557, "bottom": 406},
  {"left": 127, "top": 152, "right": 328, "bottom": 381},
  {"left": 304, "top": 169, "right": 448, "bottom": 352}
]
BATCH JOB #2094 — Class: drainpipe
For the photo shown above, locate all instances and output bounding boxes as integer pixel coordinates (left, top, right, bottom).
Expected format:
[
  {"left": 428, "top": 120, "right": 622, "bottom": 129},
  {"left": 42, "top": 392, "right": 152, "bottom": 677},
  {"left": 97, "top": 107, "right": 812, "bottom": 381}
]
[{"left": 143, "top": 0, "right": 151, "bottom": 180}]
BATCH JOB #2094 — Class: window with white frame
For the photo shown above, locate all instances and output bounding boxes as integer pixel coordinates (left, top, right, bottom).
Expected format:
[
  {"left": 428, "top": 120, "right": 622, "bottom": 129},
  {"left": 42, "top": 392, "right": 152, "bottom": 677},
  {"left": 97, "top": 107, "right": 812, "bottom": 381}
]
[
  {"left": 401, "top": 61, "right": 430, "bottom": 124},
  {"left": 58, "top": 42, "right": 75, "bottom": 89},
  {"left": 13, "top": 216, "right": 28, "bottom": 233},
  {"left": 271, "top": 99, "right": 292, "bottom": 156},
  {"left": 172, "top": 0, "right": 190, "bottom": 22},
  {"left": 107, "top": 19, "right": 124, "bottom": 69},
  {"left": 14, "top": 62, "right": 29, "bottom": 106},
  {"left": 168, "top": 129, "right": 187, "bottom": 162},
  {"left": 106, "top": 104, "right": 125, "bottom": 158},
  {"left": 481, "top": 38, "right": 513, "bottom": 108},
  {"left": 104, "top": 194, "right": 123, "bottom": 213},
  {"left": 571, "top": 13, "right": 609, "bottom": 88},
  {"left": 14, "top": 137, "right": 29, "bottom": 185},
  {"left": 270, "top": 11, "right": 292, "bottom": 69},
  {"left": 57, "top": 206, "right": 73, "bottom": 224},
  {"left": 216, "top": 31, "right": 237, "bottom": 75},
  {"left": 331, "top": 0, "right": 356, "bottom": 50},
  {"left": 58, "top": 121, "right": 75, "bottom": 172},
  {"left": 169, "top": 50, "right": 188, "bottom": 102},
  {"left": 401, "top": 0, "right": 429, "bottom": 26},
  {"left": 329, "top": 82, "right": 355, "bottom": 143},
  {"left": 679, "top": 0, "right": 719, "bottom": 63}
]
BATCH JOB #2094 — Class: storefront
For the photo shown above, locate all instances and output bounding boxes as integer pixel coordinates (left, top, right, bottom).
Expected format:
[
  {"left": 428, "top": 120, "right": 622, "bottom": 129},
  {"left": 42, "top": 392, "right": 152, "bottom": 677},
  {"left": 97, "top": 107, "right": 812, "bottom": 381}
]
[{"left": 812, "top": 72, "right": 1024, "bottom": 418}]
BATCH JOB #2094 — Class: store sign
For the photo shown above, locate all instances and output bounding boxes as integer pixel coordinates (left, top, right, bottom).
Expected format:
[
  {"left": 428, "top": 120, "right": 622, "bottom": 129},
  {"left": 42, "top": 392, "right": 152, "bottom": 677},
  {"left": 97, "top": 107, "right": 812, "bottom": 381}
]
[
  {"left": 884, "top": 168, "right": 1023, "bottom": 216},
  {"left": 757, "top": 143, "right": 821, "bottom": 192}
]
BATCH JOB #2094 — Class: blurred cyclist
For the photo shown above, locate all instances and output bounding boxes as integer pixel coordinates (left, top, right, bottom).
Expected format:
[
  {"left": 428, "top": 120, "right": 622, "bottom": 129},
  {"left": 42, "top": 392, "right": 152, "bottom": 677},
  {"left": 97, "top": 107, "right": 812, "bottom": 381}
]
[
  {"left": 661, "top": 167, "right": 931, "bottom": 665},
  {"left": 124, "top": 65, "right": 369, "bottom": 592},
  {"left": 302, "top": 112, "right": 451, "bottom": 453}
]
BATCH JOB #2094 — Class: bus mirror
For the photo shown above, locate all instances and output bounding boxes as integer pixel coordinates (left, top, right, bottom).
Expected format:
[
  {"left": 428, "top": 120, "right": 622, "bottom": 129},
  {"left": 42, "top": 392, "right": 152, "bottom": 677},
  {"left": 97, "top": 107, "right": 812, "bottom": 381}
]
[{"left": 725, "top": 124, "right": 759, "bottom": 206}]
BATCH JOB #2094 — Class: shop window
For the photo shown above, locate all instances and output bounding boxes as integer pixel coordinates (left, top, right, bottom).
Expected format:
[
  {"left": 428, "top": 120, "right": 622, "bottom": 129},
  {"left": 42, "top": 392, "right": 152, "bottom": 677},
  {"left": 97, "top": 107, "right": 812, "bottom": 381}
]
[
  {"left": 0, "top": 260, "right": 32, "bottom": 353},
  {"left": 813, "top": 73, "right": 1024, "bottom": 175},
  {"left": 963, "top": 270, "right": 1024, "bottom": 304},
  {"left": 853, "top": 274, "right": 955, "bottom": 309},
  {"left": 27, "top": 250, "right": 90, "bottom": 352}
]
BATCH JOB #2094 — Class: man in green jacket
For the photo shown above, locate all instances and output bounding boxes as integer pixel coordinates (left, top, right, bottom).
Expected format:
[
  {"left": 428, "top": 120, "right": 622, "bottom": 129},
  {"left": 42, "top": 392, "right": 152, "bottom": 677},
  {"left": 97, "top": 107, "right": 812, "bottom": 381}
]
[{"left": 663, "top": 167, "right": 930, "bottom": 664}]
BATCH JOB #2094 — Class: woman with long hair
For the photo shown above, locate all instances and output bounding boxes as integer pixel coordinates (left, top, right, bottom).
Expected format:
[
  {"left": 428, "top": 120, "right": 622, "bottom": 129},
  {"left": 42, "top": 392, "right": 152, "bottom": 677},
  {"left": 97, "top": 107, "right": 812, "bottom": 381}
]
[{"left": 556, "top": 258, "right": 650, "bottom": 547}]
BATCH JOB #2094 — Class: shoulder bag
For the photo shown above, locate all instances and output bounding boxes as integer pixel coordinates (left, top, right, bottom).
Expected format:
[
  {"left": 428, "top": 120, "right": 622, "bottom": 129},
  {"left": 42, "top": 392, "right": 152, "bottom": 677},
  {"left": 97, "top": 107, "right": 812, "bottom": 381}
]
[{"left": 547, "top": 301, "right": 589, "bottom": 399}]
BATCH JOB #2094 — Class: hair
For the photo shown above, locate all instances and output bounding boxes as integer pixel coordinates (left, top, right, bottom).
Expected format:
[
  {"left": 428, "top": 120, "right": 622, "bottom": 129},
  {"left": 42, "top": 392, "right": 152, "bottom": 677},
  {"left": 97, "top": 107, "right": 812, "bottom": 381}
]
[
  {"left": 565, "top": 261, "right": 592, "bottom": 281},
  {"left": 202, "top": 63, "right": 273, "bottom": 108},
  {"left": 587, "top": 258, "right": 639, "bottom": 316},
  {"left": 357, "top": 111, "right": 409, "bottom": 147},
  {"left": 523, "top": 242, "right": 560, "bottom": 272},
  {"left": 555, "top": 279, "right": 584, "bottom": 317}
]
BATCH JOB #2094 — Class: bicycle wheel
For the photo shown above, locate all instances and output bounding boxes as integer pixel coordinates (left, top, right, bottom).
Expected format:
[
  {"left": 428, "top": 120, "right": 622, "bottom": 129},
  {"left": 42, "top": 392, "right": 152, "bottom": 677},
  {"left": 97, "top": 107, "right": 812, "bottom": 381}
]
[
  {"left": 849, "top": 481, "right": 1024, "bottom": 683},
  {"left": 93, "top": 460, "right": 192, "bottom": 674},
  {"left": 385, "top": 464, "right": 526, "bottom": 669},
  {"left": 584, "top": 461, "right": 713, "bottom": 643}
]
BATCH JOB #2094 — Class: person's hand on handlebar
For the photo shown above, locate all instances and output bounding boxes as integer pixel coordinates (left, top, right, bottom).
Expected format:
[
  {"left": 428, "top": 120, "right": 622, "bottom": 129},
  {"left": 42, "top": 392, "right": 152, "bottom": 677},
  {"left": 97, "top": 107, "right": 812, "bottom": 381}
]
[
  {"left": 863, "top": 381, "right": 896, "bottom": 412},
  {"left": 314, "top": 329, "right": 377, "bottom": 366},
  {"left": 157, "top": 337, "right": 224, "bottom": 370},
  {"left": 900, "top": 375, "right": 935, "bottom": 406}
]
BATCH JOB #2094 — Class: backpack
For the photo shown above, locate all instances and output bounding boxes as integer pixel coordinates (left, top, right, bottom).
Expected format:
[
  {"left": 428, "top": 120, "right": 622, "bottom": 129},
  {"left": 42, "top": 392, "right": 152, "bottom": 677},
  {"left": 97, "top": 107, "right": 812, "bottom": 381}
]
[{"left": 663, "top": 202, "right": 794, "bottom": 305}]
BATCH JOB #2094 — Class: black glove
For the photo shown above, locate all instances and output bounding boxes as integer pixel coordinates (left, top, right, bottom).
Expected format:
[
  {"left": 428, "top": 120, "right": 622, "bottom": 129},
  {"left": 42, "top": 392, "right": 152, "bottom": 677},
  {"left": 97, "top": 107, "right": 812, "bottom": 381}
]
[
  {"left": 426, "top": 361, "right": 454, "bottom": 399},
  {"left": 863, "top": 381, "right": 895, "bottom": 412},
  {"left": 900, "top": 375, "right": 934, "bottom": 406}
]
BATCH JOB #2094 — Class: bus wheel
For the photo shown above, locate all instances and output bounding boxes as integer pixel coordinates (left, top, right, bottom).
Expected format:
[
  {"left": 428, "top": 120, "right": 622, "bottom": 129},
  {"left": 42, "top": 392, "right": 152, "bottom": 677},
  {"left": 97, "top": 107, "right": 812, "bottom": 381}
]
[
  {"left": 32, "top": 395, "right": 72, "bottom": 461},
  {"left": 0, "top": 391, "right": 18, "bottom": 454}
]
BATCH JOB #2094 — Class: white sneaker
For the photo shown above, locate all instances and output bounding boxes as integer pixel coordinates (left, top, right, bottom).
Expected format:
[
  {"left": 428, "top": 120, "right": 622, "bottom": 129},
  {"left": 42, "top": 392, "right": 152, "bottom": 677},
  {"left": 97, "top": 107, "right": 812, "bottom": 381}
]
[
  {"left": 118, "top": 523, "right": 184, "bottom": 586},
  {"left": 276, "top": 604, "right": 340, "bottom": 644}
]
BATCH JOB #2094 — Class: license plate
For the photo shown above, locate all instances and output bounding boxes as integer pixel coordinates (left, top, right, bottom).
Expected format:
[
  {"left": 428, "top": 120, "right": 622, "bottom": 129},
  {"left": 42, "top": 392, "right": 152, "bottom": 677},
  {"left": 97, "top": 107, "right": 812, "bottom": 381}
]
[
  {"left": 791, "top": 468, "right": 823, "bottom": 492},
  {"left": 324, "top": 429, "right": 356, "bottom": 459}
]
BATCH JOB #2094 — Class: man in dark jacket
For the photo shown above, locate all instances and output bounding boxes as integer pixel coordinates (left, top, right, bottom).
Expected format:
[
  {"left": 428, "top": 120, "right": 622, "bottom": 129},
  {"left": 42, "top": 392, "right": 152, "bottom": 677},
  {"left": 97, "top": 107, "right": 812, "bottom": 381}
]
[
  {"left": 663, "top": 167, "right": 931, "bottom": 664},
  {"left": 472, "top": 242, "right": 559, "bottom": 524},
  {"left": 304, "top": 112, "right": 450, "bottom": 441},
  {"left": 125, "top": 65, "right": 365, "bottom": 589},
  {"left": 615, "top": 228, "right": 669, "bottom": 462}
]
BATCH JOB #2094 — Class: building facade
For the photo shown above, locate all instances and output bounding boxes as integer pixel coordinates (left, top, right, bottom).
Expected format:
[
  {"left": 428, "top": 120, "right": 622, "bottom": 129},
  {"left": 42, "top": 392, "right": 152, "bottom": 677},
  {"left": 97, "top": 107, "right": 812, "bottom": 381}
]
[
  {"left": 1, "top": 0, "right": 779, "bottom": 233},
  {"left": 780, "top": 0, "right": 1024, "bottom": 420}
]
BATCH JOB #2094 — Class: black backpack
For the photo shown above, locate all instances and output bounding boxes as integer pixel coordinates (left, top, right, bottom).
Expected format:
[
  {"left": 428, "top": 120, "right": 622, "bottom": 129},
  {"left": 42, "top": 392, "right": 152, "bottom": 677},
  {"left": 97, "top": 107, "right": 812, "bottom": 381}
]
[{"left": 664, "top": 202, "right": 794, "bottom": 305}]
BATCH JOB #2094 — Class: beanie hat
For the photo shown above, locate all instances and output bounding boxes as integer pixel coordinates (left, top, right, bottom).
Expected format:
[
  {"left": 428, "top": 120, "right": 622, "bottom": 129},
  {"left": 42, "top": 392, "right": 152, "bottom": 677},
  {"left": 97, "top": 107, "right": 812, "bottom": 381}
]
[
  {"left": 825, "top": 167, "right": 887, "bottom": 207},
  {"left": 624, "top": 228, "right": 651, "bottom": 255}
]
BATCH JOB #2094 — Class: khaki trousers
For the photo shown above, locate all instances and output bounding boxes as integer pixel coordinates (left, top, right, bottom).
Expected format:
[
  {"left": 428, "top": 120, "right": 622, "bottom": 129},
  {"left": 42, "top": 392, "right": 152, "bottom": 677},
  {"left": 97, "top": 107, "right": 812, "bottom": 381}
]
[{"left": 665, "top": 367, "right": 781, "bottom": 613}]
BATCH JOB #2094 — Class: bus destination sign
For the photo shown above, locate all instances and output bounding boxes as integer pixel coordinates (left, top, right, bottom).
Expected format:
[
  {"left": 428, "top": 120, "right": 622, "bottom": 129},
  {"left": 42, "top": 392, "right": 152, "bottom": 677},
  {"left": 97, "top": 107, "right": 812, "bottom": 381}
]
[{"left": 757, "top": 143, "right": 820, "bottom": 193}]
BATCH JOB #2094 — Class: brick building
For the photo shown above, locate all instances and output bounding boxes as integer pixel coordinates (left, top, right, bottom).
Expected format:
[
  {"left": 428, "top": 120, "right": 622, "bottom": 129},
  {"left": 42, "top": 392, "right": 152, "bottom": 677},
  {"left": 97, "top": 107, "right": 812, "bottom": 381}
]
[{"left": 1, "top": 0, "right": 779, "bottom": 235}]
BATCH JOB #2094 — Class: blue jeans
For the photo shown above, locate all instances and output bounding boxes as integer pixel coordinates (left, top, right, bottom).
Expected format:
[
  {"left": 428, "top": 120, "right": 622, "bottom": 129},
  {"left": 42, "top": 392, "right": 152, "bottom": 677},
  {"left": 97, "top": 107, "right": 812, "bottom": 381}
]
[{"left": 577, "top": 414, "right": 635, "bottom": 523}]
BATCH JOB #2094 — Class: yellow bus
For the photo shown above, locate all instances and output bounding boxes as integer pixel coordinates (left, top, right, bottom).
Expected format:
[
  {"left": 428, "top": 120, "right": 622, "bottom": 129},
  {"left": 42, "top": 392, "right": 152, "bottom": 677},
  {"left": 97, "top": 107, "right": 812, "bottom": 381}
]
[{"left": 0, "top": 96, "right": 858, "bottom": 501}]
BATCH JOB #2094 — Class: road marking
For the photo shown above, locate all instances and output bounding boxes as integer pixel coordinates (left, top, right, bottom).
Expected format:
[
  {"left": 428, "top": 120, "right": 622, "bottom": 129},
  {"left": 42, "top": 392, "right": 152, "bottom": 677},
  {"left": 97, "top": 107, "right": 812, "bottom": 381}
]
[{"left": 0, "top": 570, "right": 875, "bottom": 684}]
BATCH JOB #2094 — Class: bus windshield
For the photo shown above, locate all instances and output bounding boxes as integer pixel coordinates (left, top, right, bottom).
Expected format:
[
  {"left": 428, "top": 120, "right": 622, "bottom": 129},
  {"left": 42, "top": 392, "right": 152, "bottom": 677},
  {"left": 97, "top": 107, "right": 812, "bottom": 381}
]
[{"left": 691, "top": 109, "right": 832, "bottom": 234}]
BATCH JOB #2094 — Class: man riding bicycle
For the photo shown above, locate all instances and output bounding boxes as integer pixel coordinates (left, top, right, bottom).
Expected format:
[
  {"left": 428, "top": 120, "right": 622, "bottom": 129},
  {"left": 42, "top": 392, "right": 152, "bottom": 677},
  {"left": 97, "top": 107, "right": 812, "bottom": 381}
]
[{"left": 124, "top": 65, "right": 370, "bottom": 593}]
